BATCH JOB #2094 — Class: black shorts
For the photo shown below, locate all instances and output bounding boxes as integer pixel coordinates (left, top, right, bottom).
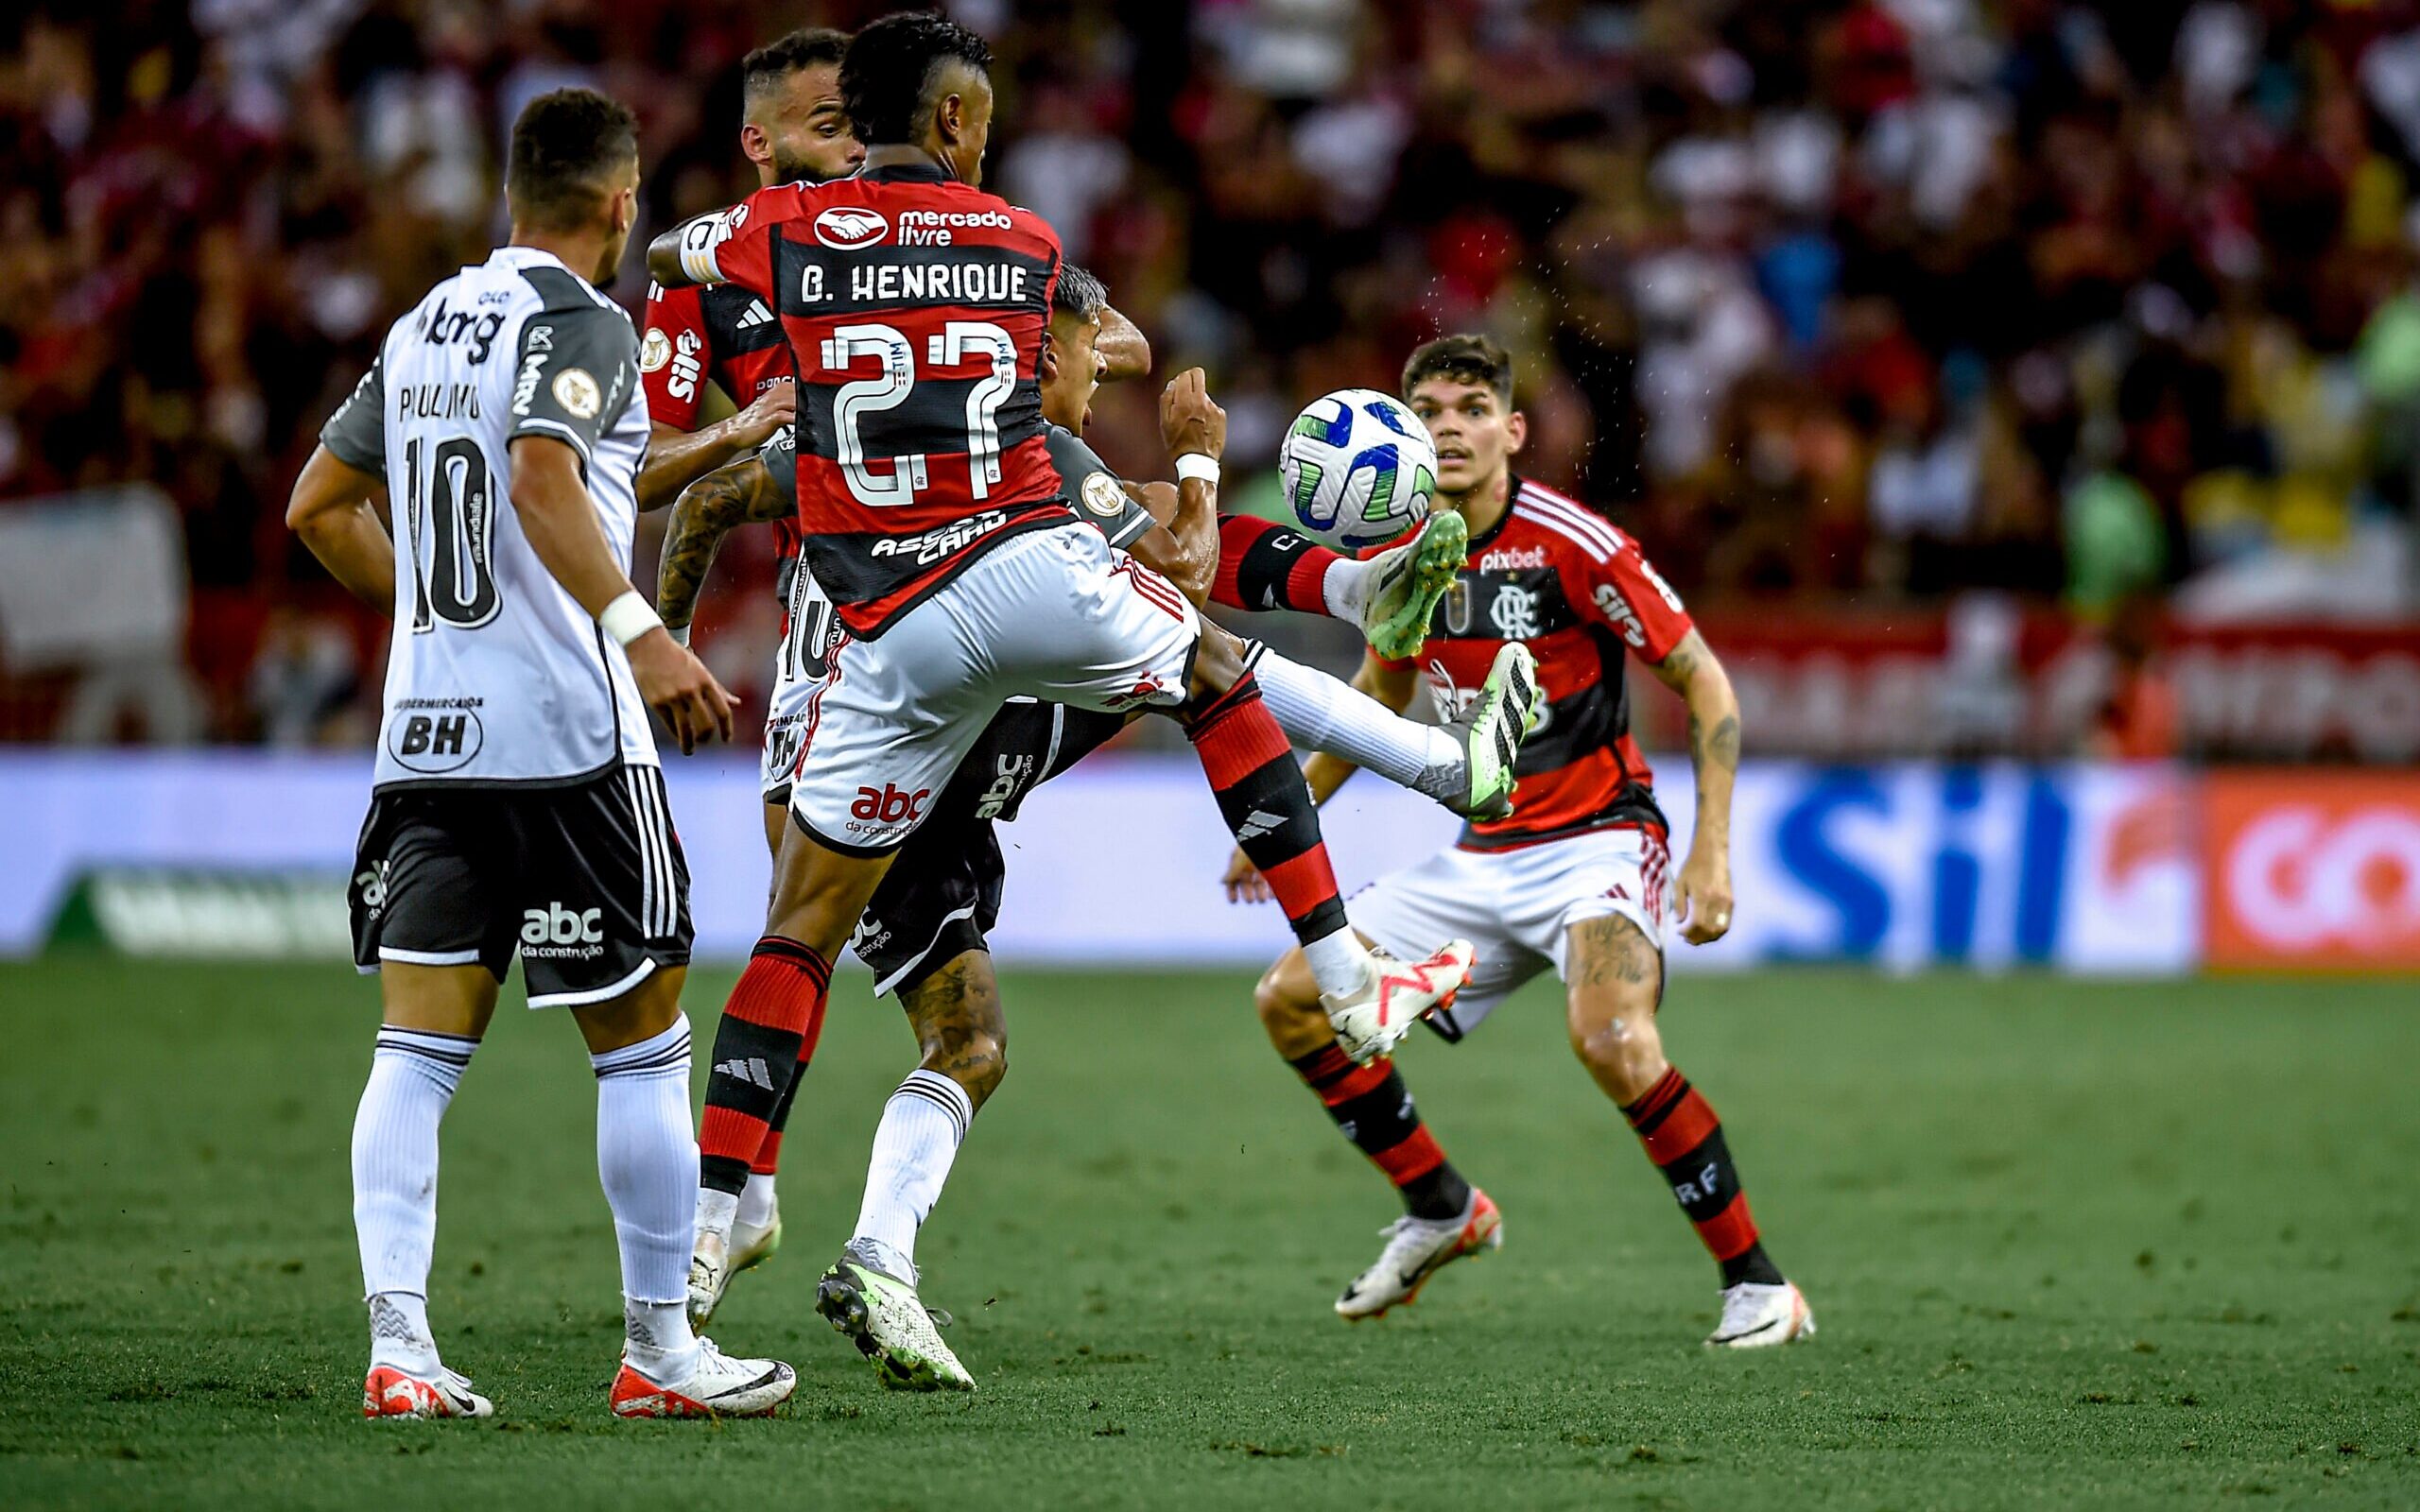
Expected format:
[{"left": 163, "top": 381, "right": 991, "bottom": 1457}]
[
  {"left": 850, "top": 812, "right": 1005, "bottom": 998},
  {"left": 350, "top": 765, "right": 693, "bottom": 1008},
  {"left": 838, "top": 701, "right": 1125, "bottom": 998}
]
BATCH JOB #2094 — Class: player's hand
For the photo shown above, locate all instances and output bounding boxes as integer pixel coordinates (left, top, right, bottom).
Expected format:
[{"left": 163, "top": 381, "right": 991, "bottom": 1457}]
[
  {"left": 728, "top": 379, "right": 797, "bottom": 447},
  {"left": 1672, "top": 845, "right": 1734, "bottom": 946},
  {"left": 1221, "top": 847, "right": 1273, "bottom": 904},
  {"left": 626, "top": 627, "right": 737, "bottom": 754},
  {"left": 1160, "top": 369, "right": 1227, "bottom": 462}
]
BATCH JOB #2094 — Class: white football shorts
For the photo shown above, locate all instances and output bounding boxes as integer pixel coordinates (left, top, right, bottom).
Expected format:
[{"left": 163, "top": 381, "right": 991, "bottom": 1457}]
[
  {"left": 1349, "top": 825, "right": 1670, "bottom": 1039},
  {"left": 787, "top": 523, "right": 1197, "bottom": 854}
]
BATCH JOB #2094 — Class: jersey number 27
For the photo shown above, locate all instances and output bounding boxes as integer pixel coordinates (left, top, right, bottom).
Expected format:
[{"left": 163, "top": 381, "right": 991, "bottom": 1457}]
[{"left": 821, "top": 320, "right": 1016, "bottom": 508}]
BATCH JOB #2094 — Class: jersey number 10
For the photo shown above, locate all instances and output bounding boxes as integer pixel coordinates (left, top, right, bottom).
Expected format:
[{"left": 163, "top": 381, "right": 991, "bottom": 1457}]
[
  {"left": 404, "top": 435, "right": 500, "bottom": 632},
  {"left": 820, "top": 319, "right": 1016, "bottom": 509}
]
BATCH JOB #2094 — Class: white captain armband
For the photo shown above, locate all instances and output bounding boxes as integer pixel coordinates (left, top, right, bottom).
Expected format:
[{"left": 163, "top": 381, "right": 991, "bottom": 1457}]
[{"left": 677, "top": 214, "right": 732, "bottom": 284}]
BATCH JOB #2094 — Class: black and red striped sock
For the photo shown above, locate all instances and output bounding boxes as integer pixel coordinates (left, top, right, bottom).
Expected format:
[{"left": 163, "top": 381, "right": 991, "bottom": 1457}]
[
  {"left": 749, "top": 984, "right": 831, "bottom": 1178},
  {"left": 698, "top": 936, "right": 829, "bottom": 1196},
  {"left": 1288, "top": 1040, "right": 1470, "bottom": 1220},
  {"left": 1185, "top": 673, "right": 1348, "bottom": 946},
  {"left": 1621, "top": 1066, "right": 1784, "bottom": 1287},
  {"left": 1211, "top": 513, "right": 1342, "bottom": 616}
]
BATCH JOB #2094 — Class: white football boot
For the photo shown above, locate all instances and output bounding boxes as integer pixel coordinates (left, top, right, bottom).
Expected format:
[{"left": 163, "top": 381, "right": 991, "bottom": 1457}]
[
  {"left": 610, "top": 1338, "right": 797, "bottom": 1418},
  {"left": 1320, "top": 939, "right": 1476, "bottom": 1063},
  {"left": 817, "top": 1239, "right": 974, "bottom": 1391},
  {"left": 688, "top": 1196, "right": 784, "bottom": 1328},
  {"left": 1704, "top": 1280, "right": 1816, "bottom": 1349},
  {"left": 1335, "top": 1188, "right": 1504, "bottom": 1320},
  {"left": 361, "top": 1363, "right": 493, "bottom": 1420}
]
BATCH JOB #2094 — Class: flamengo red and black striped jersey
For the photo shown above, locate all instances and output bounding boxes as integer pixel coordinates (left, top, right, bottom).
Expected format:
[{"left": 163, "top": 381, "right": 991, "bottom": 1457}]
[
  {"left": 1377, "top": 478, "right": 1694, "bottom": 850},
  {"left": 694, "top": 162, "right": 1066, "bottom": 637},
  {"left": 639, "top": 273, "right": 804, "bottom": 607}
]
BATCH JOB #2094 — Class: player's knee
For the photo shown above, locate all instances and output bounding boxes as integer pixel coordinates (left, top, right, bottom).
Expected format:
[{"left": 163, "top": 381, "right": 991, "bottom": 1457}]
[
  {"left": 1568, "top": 1005, "right": 1665, "bottom": 1102},
  {"left": 1186, "top": 623, "right": 1248, "bottom": 700},
  {"left": 1254, "top": 952, "right": 1328, "bottom": 1053},
  {"left": 928, "top": 1027, "right": 1007, "bottom": 1108}
]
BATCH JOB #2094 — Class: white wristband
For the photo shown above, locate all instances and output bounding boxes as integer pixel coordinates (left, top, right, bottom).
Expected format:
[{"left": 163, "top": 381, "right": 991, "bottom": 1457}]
[
  {"left": 666, "top": 621, "right": 691, "bottom": 649},
  {"left": 1173, "top": 453, "right": 1220, "bottom": 487},
  {"left": 599, "top": 591, "right": 663, "bottom": 647}
]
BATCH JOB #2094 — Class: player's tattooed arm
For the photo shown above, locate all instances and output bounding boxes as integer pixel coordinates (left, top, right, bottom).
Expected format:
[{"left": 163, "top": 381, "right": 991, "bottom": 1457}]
[
  {"left": 1647, "top": 628, "right": 1739, "bottom": 945},
  {"left": 286, "top": 444, "right": 396, "bottom": 610},
  {"left": 635, "top": 382, "right": 796, "bottom": 512},
  {"left": 656, "top": 455, "right": 789, "bottom": 638}
]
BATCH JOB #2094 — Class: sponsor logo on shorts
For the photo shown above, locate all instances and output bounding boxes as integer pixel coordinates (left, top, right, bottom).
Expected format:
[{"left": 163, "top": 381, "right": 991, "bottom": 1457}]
[
  {"left": 973, "top": 753, "right": 1037, "bottom": 820},
  {"left": 843, "top": 783, "right": 930, "bottom": 844},
  {"left": 1103, "top": 674, "right": 1174, "bottom": 712},
  {"left": 354, "top": 861, "right": 390, "bottom": 915},
  {"left": 521, "top": 902, "right": 605, "bottom": 960}
]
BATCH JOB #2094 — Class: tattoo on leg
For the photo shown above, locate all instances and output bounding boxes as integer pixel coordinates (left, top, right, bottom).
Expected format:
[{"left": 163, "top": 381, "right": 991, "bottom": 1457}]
[
  {"left": 1570, "top": 914, "right": 1661, "bottom": 990},
  {"left": 901, "top": 954, "right": 1007, "bottom": 1104}
]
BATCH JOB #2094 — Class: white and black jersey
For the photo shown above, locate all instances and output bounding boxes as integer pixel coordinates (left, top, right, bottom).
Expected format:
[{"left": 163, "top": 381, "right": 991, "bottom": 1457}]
[{"left": 321, "top": 246, "right": 652, "bottom": 790}]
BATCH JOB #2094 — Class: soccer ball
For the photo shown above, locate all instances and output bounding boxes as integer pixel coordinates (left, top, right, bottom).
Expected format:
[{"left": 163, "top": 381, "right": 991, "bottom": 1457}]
[{"left": 1277, "top": 388, "right": 1438, "bottom": 552}]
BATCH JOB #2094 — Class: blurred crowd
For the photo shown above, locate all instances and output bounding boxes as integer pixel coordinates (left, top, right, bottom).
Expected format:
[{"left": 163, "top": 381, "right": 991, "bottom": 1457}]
[{"left": 4, "top": 0, "right": 2419, "bottom": 745}]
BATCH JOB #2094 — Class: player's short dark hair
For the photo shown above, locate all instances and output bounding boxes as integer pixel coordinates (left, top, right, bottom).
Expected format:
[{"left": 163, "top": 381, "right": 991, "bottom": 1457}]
[
  {"left": 742, "top": 27, "right": 850, "bottom": 113},
  {"left": 1402, "top": 334, "right": 1515, "bottom": 405},
  {"left": 1052, "top": 265, "right": 1108, "bottom": 322},
  {"left": 506, "top": 88, "right": 639, "bottom": 232},
  {"left": 840, "top": 11, "right": 993, "bottom": 147}
]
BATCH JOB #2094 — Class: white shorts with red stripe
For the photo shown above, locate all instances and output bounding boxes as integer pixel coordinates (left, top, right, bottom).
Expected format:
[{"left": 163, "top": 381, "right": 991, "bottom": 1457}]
[
  {"left": 786, "top": 524, "right": 1197, "bottom": 855},
  {"left": 1347, "top": 826, "right": 1669, "bottom": 1039}
]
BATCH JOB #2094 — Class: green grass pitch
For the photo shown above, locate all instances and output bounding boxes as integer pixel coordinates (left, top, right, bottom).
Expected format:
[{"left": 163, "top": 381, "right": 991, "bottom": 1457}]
[{"left": 3, "top": 957, "right": 2416, "bottom": 1509}]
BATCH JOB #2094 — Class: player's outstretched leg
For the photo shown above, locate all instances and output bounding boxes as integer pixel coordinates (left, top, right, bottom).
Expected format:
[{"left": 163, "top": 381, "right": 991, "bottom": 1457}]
[
  {"left": 1255, "top": 950, "right": 1501, "bottom": 1319},
  {"left": 580, "top": 972, "right": 796, "bottom": 1418},
  {"left": 1184, "top": 634, "right": 1473, "bottom": 1061},
  {"left": 354, "top": 966, "right": 496, "bottom": 1420},
  {"left": 688, "top": 933, "right": 831, "bottom": 1325},
  {"left": 1252, "top": 640, "right": 1537, "bottom": 820},
  {"left": 816, "top": 951, "right": 1000, "bottom": 1392},
  {"left": 1212, "top": 510, "right": 1467, "bottom": 662},
  {"left": 1564, "top": 914, "right": 1813, "bottom": 1349}
]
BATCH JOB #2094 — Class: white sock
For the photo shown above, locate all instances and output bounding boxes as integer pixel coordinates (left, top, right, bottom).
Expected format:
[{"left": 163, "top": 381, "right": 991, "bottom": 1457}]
[
  {"left": 1321, "top": 553, "right": 1377, "bottom": 624},
  {"left": 852, "top": 1070, "right": 974, "bottom": 1279},
  {"left": 353, "top": 1026, "right": 475, "bottom": 1373},
  {"left": 1253, "top": 650, "right": 1461, "bottom": 796},
  {"left": 593, "top": 1016, "right": 700, "bottom": 1383},
  {"left": 737, "top": 1172, "right": 779, "bottom": 1231},
  {"left": 1302, "top": 929, "right": 1373, "bottom": 999}
]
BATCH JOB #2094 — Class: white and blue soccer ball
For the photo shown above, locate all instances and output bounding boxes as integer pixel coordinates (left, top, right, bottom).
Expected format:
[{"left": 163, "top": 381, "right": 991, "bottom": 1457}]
[{"left": 1277, "top": 388, "right": 1437, "bottom": 552}]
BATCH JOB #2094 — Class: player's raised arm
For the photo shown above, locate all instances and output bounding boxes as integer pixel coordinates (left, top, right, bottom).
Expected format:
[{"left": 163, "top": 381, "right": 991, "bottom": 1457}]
[
  {"left": 1136, "top": 368, "right": 1224, "bottom": 604},
  {"left": 1645, "top": 627, "right": 1739, "bottom": 946},
  {"left": 635, "top": 378, "right": 794, "bottom": 511},
  {"left": 657, "top": 444, "right": 795, "bottom": 644},
  {"left": 646, "top": 211, "right": 735, "bottom": 289},
  {"left": 288, "top": 360, "right": 396, "bottom": 610}
]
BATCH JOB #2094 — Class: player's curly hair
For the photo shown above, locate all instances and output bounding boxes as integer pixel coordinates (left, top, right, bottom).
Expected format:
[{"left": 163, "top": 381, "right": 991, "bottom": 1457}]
[
  {"left": 742, "top": 27, "right": 850, "bottom": 113},
  {"left": 507, "top": 88, "right": 639, "bottom": 232},
  {"left": 840, "top": 11, "right": 993, "bottom": 148},
  {"left": 1052, "top": 264, "right": 1108, "bottom": 322},
  {"left": 1402, "top": 334, "right": 1514, "bottom": 404}
]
